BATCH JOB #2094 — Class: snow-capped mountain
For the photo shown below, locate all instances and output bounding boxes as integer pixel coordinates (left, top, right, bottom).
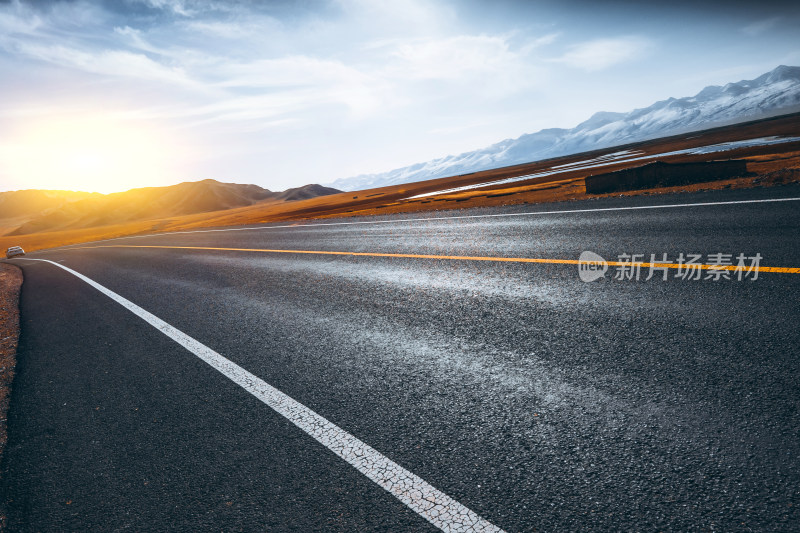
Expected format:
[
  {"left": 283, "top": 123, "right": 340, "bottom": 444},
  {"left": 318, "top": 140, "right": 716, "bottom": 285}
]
[{"left": 328, "top": 65, "right": 800, "bottom": 191}]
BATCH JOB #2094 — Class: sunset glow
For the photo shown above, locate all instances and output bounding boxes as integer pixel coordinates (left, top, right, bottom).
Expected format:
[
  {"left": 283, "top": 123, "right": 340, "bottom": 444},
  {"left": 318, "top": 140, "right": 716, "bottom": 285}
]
[{"left": 4, "top": 116, "right": 177, "bottom": 193}]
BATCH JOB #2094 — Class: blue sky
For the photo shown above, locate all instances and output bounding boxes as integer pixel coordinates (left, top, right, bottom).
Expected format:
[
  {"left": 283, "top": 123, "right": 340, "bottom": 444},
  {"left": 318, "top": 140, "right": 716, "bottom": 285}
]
[{"left": 0, "top": 0, "right": 798, "bottom": 193}]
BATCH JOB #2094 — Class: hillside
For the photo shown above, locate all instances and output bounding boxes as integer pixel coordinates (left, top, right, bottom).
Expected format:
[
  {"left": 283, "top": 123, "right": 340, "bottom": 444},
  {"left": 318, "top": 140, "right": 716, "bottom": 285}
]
[
  {"left": 328, "top": 65, "right": 800, "bottom": 191},
  {"left": 2, "top": 179, "right": 340, "bottom": 236},
  {"left": 0, "top": 190, "right": 101, "bottom": 219}
]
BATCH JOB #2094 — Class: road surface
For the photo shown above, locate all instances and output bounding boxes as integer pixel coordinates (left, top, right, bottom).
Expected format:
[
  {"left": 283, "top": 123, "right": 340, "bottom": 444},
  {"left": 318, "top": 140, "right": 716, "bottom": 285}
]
[{"left": 2, "top": 185, "right": 800, "bottom": 531}]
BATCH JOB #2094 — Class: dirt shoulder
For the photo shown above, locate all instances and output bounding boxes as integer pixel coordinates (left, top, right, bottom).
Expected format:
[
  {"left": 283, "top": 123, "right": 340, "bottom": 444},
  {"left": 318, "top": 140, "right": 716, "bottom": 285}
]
[{"left": 0, "top": 263, "right": 22, "bottom": 470}]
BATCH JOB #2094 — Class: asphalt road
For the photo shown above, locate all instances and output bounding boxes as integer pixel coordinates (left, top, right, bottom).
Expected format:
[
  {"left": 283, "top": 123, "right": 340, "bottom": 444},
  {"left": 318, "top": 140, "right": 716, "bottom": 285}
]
[{"left": 2, "top": 185, "right": 800, "bottom": 531}]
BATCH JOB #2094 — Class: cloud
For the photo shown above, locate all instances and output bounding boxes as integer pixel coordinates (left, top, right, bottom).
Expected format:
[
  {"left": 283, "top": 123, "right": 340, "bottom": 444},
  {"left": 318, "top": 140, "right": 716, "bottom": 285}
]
[
  {"left": 0, "top": 1, "right": 390, "bottom": 125},
  {"left": 742, "top": 17, "right": 780, "bottom": 36},
  {"left": 554, "top": 36, "right": 651, "bottom": 71},
  {"left": 380, "top": 33, "right": 548, "bottom": 102},
  {"left": 14, "top": 41, "right": 193, "bottom": 85},
  {"left": 209, "top": 55, "right": 387, "bottom": 118},
  {"left": 0, "top": 0, "right": 547, "bottom": 131},
  {"left": 114, "top": 25, "right": 164, "bottom": 54},
  {"left": 184, "top": 20, "right": 265, "bottom": 39},
  {"left": 337, "top": 0, "right": 454, "bottom": 34},
  {"left": 391, "top": 35, "right": 515, "bottom": 80},
  {"left": 133, "top": 0, "right": 195, "bottom": 17},
  {"left": 0, "top": 1, "right": 42, "bottom": 35},
  {"left": 525, "top": 32, "right": 560, "bottom": 50}
]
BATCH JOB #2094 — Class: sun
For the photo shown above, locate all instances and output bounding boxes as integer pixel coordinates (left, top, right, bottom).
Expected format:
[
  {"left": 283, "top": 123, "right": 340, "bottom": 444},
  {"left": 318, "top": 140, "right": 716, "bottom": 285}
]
[
  {"left": 70, "top": 150, "right": 108, "bottom": 174},
  {"left": 3, "top": 115, "right": 180, "bottom": 194}
]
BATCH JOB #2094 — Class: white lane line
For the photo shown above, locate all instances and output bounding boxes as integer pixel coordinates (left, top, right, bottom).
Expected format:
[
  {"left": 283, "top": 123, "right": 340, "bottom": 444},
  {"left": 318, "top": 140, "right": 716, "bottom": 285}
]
[
  {"left": 25, "top": 258, "right": 503, "bottom": 533},
  {"left": 58, "top": 196, "right": 800, "bottom": 247}
]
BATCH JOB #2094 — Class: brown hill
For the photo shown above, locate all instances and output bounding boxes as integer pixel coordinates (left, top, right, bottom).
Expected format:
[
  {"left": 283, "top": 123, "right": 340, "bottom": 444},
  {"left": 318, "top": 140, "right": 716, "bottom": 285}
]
[
  {"left": 0, "top": 190, "right": 101, "bottom": 219},
  {"left": 5, "top": 179, "right": 340, "bottom": 236},
  {"left": 274, "top": 184, "right": 342, "bottom": 202}
]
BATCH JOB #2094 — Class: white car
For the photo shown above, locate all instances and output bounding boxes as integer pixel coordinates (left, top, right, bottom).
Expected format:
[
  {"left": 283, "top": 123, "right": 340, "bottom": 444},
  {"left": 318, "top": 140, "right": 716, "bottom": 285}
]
[{"left": 5, "top": 246, "right": 25, "bottom": 259}]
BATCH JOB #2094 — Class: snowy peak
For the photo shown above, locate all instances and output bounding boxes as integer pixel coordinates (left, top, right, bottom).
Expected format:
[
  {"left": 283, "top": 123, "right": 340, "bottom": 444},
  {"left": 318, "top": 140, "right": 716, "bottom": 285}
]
[
  {"left": 759, "top": 64, "right": 800, "bottom": 84},
  {"left": 328, "top": 65, "right": 800, "bottom": 192},
  {"left": 575, "top": 111, "right": 627, "bottom": 131}
]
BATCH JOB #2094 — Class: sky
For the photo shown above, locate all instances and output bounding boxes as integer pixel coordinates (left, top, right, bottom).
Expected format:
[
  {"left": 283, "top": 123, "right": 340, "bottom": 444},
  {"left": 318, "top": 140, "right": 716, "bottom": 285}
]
[{"left": 0, "top": 0, "right": 798, "bottom": 194}]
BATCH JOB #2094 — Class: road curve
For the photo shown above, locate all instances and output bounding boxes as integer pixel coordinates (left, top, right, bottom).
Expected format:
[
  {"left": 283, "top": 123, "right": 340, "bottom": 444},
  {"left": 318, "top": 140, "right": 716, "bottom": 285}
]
[{"left": 2, "top": 185, "right": 800, "bottom": 531}]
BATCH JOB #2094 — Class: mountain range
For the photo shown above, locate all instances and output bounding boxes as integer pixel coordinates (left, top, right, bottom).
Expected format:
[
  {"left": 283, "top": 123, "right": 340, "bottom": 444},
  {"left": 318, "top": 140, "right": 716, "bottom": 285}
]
[
  {"left": 1, "top": 180, "right": 340, "bottom": 236},
  {"left": 327, "top": 65, "right": 800, "bottom": 191}
]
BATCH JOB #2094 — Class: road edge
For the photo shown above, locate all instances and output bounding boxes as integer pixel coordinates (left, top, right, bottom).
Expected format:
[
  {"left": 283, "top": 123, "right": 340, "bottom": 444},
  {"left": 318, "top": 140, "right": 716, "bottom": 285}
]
[{"left": 0, "top": 263, "right": 22, "bottom": 531}]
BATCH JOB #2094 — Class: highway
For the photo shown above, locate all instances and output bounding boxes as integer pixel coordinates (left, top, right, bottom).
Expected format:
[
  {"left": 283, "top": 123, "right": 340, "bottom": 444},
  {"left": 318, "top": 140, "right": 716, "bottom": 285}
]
[{"left": 2, "top": 185, "right": 800, "bottom": 531}]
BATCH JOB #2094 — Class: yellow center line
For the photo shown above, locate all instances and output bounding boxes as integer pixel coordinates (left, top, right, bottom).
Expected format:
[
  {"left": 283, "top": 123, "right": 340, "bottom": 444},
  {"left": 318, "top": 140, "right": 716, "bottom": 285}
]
[{"left": 65, "top": 244, "right": 800, "bottom": 274}]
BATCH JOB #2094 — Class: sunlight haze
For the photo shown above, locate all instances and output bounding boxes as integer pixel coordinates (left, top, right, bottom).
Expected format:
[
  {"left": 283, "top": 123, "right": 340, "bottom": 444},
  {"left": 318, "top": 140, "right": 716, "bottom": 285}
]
[
  {"left": 3, "top": 114, "right": 181, "bottom": 193},
  {"left": 0, "top": 0, "right": 798, "bottom": 193}
]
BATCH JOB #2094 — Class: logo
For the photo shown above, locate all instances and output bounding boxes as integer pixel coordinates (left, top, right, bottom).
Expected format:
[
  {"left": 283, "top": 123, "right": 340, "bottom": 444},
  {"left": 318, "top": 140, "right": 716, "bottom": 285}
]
[{"left": 578, "top": 251, "right": 608, "bottom": 282}]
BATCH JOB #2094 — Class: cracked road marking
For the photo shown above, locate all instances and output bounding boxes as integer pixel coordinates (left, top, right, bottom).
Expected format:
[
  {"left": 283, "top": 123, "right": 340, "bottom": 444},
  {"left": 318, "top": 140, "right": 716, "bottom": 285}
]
[{"left": 23, "top": 258, "right": 504, "bottom": 533}]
